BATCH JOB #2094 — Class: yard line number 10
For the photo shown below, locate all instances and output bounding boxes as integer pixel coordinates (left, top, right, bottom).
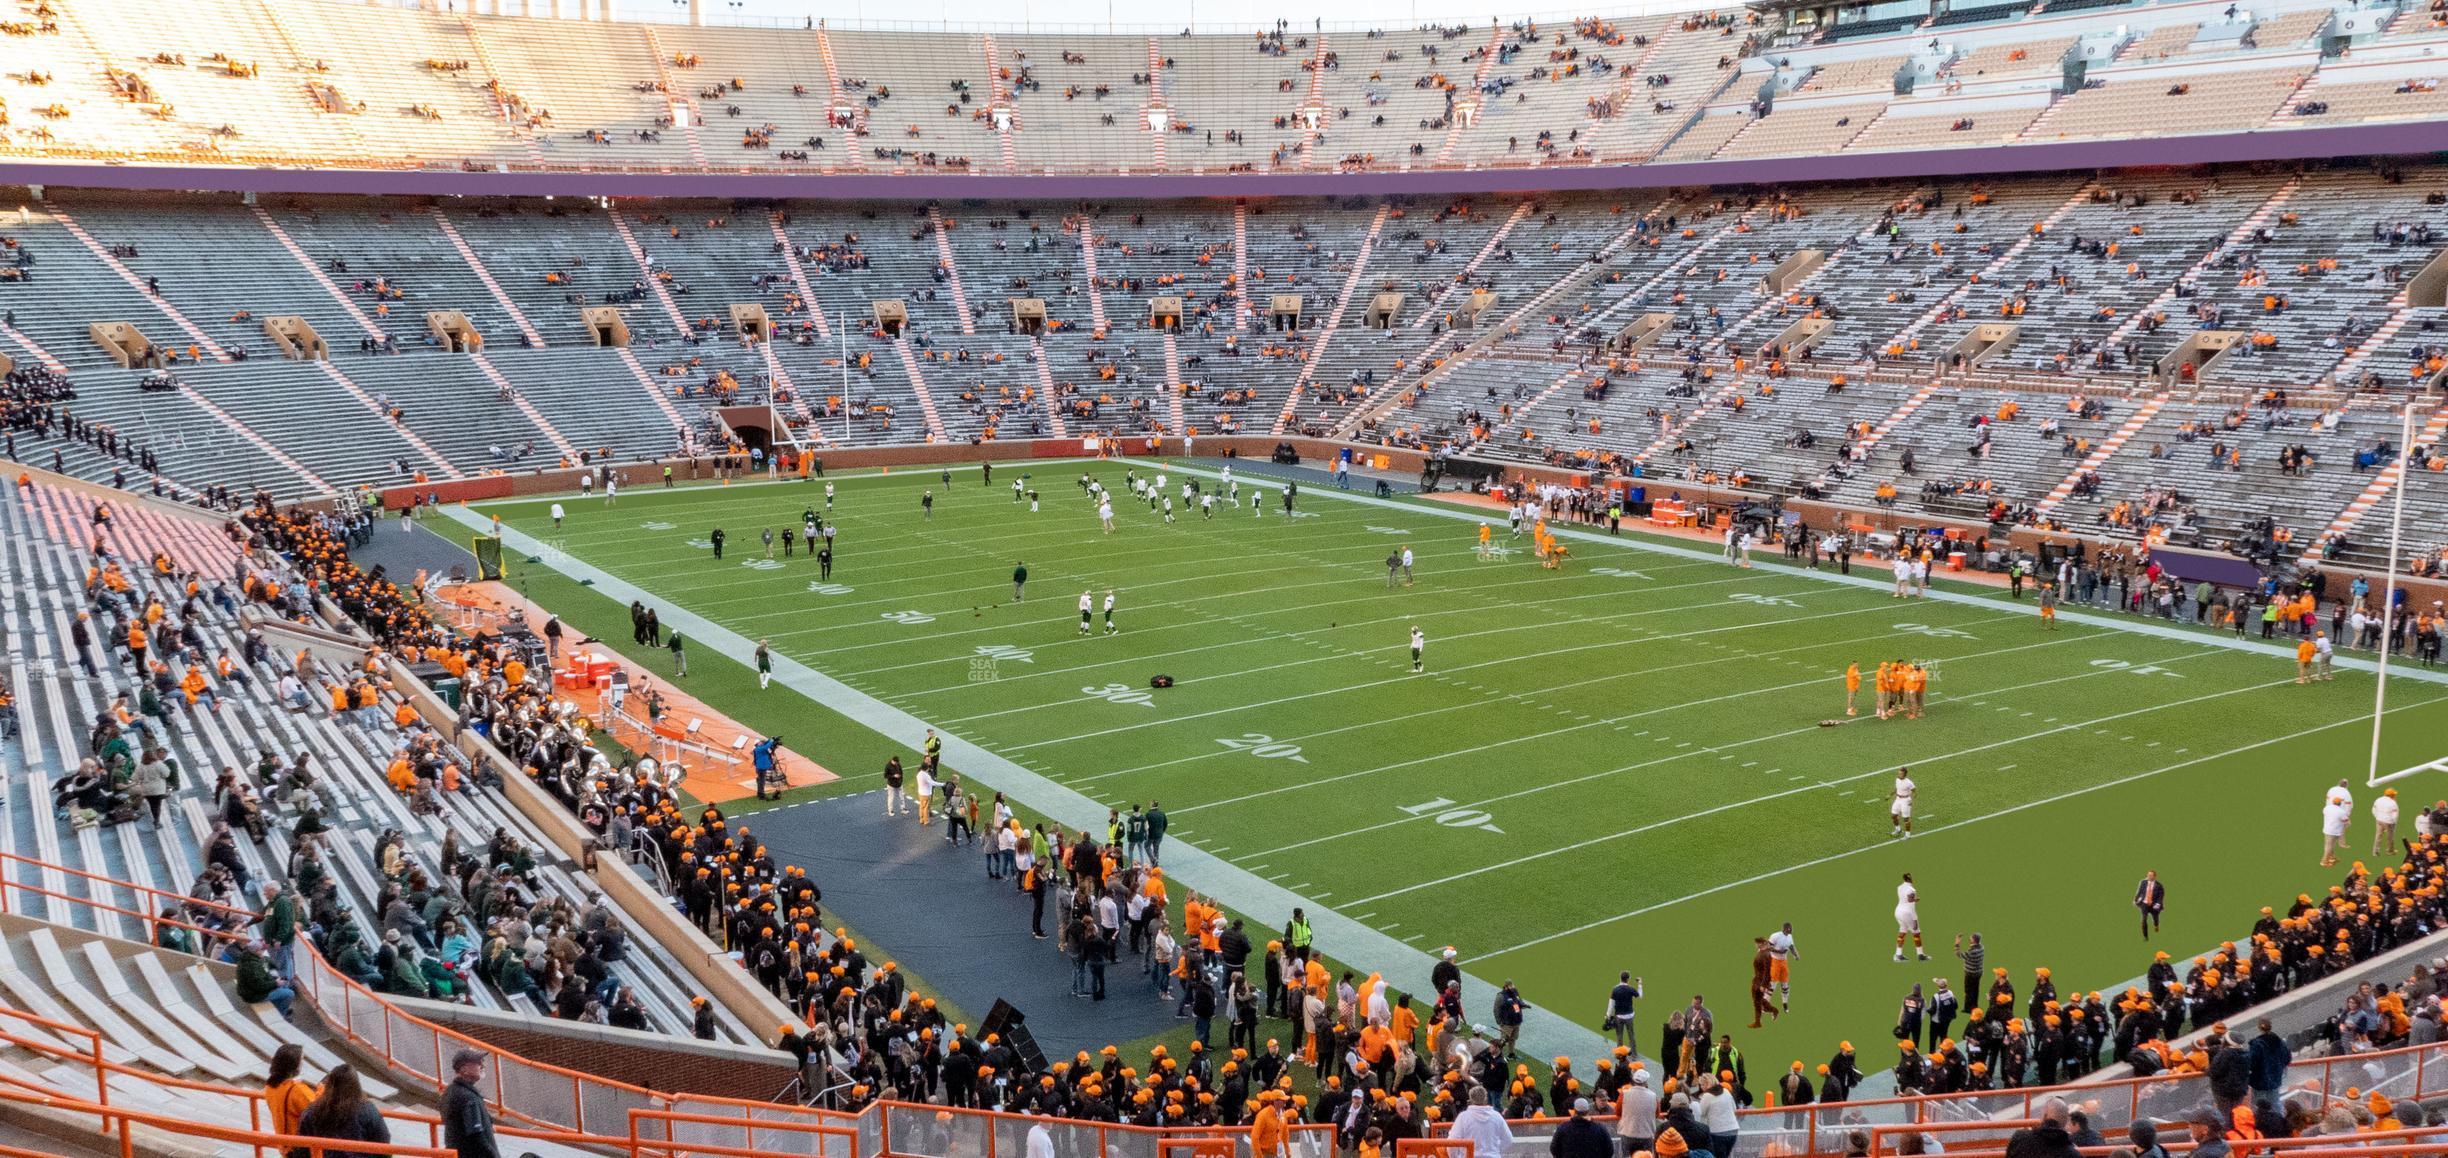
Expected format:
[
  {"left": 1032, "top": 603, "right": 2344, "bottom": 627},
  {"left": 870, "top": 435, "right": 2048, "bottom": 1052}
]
[{"left": 1397, "top": 797, "right": 1505, "bottom": 834}]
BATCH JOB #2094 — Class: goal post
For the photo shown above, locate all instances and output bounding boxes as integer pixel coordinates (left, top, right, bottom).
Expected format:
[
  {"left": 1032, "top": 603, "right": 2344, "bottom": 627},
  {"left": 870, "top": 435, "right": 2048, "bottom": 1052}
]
[
  {"left": 2365, "top": 401, "right": 2419, "bottom": 790},
  {"left": 2373, "top": 757, "right": 2448, "bottom": 790}
]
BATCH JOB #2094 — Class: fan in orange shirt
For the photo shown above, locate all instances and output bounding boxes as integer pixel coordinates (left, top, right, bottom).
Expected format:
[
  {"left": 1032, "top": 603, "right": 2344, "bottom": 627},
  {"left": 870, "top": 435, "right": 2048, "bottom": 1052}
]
[{"left": 1844, "top": 662, "right": 1862, "bottom": 717}]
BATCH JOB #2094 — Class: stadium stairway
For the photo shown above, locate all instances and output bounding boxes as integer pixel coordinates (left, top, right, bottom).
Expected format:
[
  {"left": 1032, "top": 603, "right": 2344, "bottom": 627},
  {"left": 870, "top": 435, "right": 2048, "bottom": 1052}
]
[
  {"left": 2299, "top": 402, "right": 2448, "bottom": 564},
  {"left": 2030, "top": 391, "right": 2170, "bottom": 517},
  {"left": 1274, "top": 204, "right": 1391, "bottom": 435}
]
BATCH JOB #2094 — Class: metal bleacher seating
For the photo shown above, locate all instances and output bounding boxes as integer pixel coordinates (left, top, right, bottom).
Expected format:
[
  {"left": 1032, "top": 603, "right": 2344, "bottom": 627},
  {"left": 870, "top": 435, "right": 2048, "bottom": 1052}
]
[
  {"left": 0, "top": 0, "right": 2426, "bottom": 182},
  {"left": 0, "top": 475, "right": 751, "bottom": 1074}
]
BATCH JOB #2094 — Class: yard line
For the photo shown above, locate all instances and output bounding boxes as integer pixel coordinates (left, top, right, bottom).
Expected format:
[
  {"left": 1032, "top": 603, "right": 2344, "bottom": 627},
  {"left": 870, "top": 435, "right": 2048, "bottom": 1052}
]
[
  {"left": 934, "top": 576, "right": 1801, "bottom": 723},
  {"left": 989, "top": 596, "right": 1898, "bottom": 742},
  {"left": 574, "top": 488, "right": 1513, "bottom": 608},
  {"left": 854, "top": 556, "right": 1729, "bottom": 684},
  {"left": 1229, "top": 647, "right": 2237, "bottom": 858},
  {"left": 1070, "top": 614, "right": 2040, "bottom": 784},
  {"left": 1120, "top": 456, "right": 2448, "bottom": 689},
  {"left": 767, "top": 534, "right": 1729, "bottom": 657},
  {"left": 1340, "top": 670, "right": 2288, "bottom": 907},
  {"left": 1465, "top": 691, "right": 2448, "bottom": 963},
  {"left": 738, "top": 534, "right": 1490, "bottom": 629},
  {"left": 452, "top": 502, "right": 1610, "bottom": 1061},
  {"left": 548, "top": 472, "right": 1576, "bottom": 609}
]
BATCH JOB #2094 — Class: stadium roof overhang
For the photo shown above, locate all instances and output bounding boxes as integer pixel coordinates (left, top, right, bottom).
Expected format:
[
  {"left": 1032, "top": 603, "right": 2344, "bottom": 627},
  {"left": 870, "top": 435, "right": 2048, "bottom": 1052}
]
[{"left": 4, "top": 120, "right": 2446, "bottom": 200}]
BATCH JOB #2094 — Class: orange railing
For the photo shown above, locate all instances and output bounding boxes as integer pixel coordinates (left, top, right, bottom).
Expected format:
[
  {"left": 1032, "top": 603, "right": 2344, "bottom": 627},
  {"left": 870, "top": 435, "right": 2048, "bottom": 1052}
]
[
  {"left": 0, "top": 848, "right": 1336, "bottom": 1157},
  {"left": 0, "top": 848, "right": 258, "bottom": 952},
  {"left": 9, "top": 845, "right": 2447, "bottom": 1158},
  {"left": 0, "top": 1080, "right": 457, "bottom": 1158}
]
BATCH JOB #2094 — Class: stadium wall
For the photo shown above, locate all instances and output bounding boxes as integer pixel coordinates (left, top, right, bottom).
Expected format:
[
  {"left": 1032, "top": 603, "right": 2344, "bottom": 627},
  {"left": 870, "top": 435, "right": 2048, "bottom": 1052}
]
[
  {"left": 386, "top": 999, "right": 800, "bottom": 1100},
  {"left": 8, "top": 117, "right": 2448, "bottom": 201}
]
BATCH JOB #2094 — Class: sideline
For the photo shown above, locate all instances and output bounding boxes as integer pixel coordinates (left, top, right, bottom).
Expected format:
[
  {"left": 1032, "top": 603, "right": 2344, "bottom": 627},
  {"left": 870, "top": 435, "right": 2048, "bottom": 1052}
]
[
  {"left": 433, "top": 502, "right": 1616, "bottom": 1064},
  {"left": 1119, "top": 457, "right": 2448, "bottom": 688}
]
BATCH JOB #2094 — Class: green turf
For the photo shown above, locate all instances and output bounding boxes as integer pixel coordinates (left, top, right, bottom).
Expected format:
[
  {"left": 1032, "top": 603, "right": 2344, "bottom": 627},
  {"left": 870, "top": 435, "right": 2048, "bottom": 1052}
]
[{"left": 473, "top": 459, "right": 2448, "bottom": 1073}]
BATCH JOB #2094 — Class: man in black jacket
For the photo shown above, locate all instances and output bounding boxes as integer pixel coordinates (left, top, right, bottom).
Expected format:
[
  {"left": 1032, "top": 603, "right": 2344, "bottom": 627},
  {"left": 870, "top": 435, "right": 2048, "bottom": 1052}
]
[
  {"left": 2002, "top": 1099, "right": 2079, "bottom": 1158},
  {"left": 1219, "top": 919, "right": 1253, "bottom": 978},
  {"left": 442, "top": 1050, "right": 500, "bottom": 1158},
  {"left": 1549, "top": 1099, "right": 1614, "bottom": 1158},
  {"left": 2205, "top": 1027, "right": 2252, "bottom": 1115},
  {"left": 2247, "top": 1019, "right": 2291, "bottom": 1115}
]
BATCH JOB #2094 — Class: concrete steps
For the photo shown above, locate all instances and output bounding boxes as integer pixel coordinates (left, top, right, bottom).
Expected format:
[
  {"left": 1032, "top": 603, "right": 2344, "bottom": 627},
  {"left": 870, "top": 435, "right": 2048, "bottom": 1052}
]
[
  {"left": 604, "top": 205, "right": 696, "bottom": 335},
  {"left": 429, "top": 207, "right": 548, "bottom": 347},
  {"left": 1412, "top": 201, "right": 1532, "bottom": 329},
  {"left": 925, "top": 206, "right": 978, "bottom": 335},
  {"left": 317, "top": 361, "right": 462, "bottom": 479},
  {"left": 2299, "top": 402, "right": 2448, "bottom": 563},
  {"left": 2033, "top": 391, "right": 2170, "bottom": 515},
  {"left": 471, "top": 352, "right": 581, "bottom": 460},
  {"left": 1076, "top": 217, "right": 1111, "bottom": 333},
  {"left": 48, "top": 208, "right": 228, "bottom": 361},
  {"left": 2103, "top": 176, "right": 2303, "bottom": 349},
  {"left": 892, "top": 337, "right": 951, "bottom": 441},
  {"left": 1272, "top": 202, "right": 1390, "bottom": 434},
  {"left": 1431, "top": 24, "right": 1509, "bottom": 165},
  {"left": 1892, "top": 180, "right": 2101, "bottom": 351}
]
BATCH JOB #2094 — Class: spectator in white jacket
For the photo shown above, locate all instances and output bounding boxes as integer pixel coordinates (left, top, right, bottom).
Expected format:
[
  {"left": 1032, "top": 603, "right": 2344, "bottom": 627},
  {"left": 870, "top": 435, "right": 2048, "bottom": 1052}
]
[
  {"left": 1450, "top": 1086, "right": 1517, "bottom": 1158},
  {"left": 2375, "top": 788, "right": 2402, "bottom": 856}
]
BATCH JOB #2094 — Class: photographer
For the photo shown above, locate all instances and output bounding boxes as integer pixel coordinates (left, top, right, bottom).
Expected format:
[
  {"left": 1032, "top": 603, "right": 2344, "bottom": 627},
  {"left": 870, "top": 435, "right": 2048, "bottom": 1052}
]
[{"left": 751, "top": 735, "right": 784, "bottom": 801}]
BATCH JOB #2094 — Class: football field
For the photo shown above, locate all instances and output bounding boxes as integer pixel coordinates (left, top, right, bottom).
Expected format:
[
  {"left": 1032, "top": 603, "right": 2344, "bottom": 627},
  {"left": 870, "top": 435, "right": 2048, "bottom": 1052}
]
[{"left": 464, "top": 458, "right": 2448, "bottom": 1066}]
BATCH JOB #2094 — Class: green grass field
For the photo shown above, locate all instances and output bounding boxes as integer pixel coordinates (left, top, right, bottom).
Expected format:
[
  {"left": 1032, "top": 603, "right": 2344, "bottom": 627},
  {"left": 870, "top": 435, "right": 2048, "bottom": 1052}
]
[{"left": 466, "top": 458, "right": 2448, "bottom": 1070}]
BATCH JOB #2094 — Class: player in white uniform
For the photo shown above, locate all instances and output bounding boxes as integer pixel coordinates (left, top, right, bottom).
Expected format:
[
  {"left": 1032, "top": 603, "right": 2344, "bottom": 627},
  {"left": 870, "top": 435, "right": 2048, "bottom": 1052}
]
[
  {"left": 1892, "top": 555, "right": 1913, "bottom": 598},
  {"left": 1410, "top": 626, "right": 1426, "bottom": 673},
  {"left": 1890, "top": 767, "right": 1916, "bottom": 839},
  {"left": 825, "top": 481, "right": 835, "bottom": 509},
  {"left": 1894, "top": 872, "right": 1928, "bottom": 962},
  {"left": 1079, "top": 590, "right": 1095, "bottom": 634},
  {"left": 1102, "top": 590, "right": 1119, "bottom": 635},
  {"left": 1765, "top": 922, "right": 1798, "bottom": 1012},
  {"left": 1098, "top": 499, "right": 1115, "bottom": 534},
  {"left": 1201, "top": 493, "right": 1215, "bottom": 520}
]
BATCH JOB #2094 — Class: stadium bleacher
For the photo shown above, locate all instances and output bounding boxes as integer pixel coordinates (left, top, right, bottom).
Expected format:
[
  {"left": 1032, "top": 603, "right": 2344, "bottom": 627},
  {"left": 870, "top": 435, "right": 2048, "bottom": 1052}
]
[{"left": 0, "top": 0, "right": 2430, "bottom": 177}]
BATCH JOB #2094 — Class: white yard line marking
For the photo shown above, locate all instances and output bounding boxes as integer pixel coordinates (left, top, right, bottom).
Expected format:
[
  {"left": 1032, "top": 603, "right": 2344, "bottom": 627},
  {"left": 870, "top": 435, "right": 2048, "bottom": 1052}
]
[
  {"left": 1467, "top": 692, "right": 2448, "bottom": 963},
  {"left": 1207, "top": 644, "right": 2227, "bottom": 840},
  {"left": 867, "top": 559, "right": 1734, "bottom": 687},
  {"left": 989, "top": 597, "right": 1893, "bottom": 742},
  {"left": 1346, "top": 670, "right": 2287, "bottom": 908},
  {"left": 1117, "top": 457, "right": 2448, "bottom": 688},
  {"left": 435, "top": 502, "right": 1618, "bottom": 1065}
]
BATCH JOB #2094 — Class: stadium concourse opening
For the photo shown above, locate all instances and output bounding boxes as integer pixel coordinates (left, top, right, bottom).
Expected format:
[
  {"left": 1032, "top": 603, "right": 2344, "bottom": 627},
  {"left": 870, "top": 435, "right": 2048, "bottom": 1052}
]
[{"left": 14, "top": 0, "right": 2448, "bottom": 1150}]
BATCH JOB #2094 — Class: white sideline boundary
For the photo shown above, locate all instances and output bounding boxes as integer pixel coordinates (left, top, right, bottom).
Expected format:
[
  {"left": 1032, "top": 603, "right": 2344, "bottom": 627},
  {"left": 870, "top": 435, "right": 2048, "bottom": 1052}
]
[{"left": 435, "top": 502, "right": 1616, "bottom": 1064}]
